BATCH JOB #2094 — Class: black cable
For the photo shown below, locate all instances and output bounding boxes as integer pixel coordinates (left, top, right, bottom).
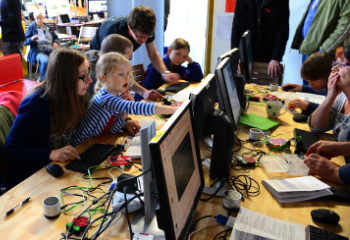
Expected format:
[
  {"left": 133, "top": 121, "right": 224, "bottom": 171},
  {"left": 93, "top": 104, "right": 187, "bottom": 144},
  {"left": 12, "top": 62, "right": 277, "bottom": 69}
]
[
  {"left": 228, "top": 175, "right": 260, "bottom": 198},
  {"left": 213, "top": 228, "right": 232, "bottom": 240},
  {"left": 124, "top": 187, "right": 133, "bottom": 240},
  {"left": 200, "top": 178, "right": 227, "bottom": 201},
  {"left": 232, "top": 135, "right": 242, "bottom": 152}
]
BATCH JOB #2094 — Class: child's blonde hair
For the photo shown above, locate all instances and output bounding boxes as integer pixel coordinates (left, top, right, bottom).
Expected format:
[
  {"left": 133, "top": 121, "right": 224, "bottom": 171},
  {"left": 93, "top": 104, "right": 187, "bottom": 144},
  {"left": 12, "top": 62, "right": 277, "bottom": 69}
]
[{"left": 95, "top": 52, "right": 134, "bottom": 93}]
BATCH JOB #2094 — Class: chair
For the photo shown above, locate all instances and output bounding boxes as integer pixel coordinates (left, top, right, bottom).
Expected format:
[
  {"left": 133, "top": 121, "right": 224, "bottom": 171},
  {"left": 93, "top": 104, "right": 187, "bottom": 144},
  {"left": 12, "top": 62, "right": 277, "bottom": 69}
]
[
  {"left": 77, "top": 26, "right": 98, "bottom": 44},
  {"left": 248, "top": 62, "right": 284, "bottom": 86},
  {"left": 24, "top": 46, "right": 40, "bottom": 81},
  {"left": 132, "top": 64, "right": 144, "bottom": 84},
  {"left": 44, "top": 21, "right": 57, "bottom": 31}
]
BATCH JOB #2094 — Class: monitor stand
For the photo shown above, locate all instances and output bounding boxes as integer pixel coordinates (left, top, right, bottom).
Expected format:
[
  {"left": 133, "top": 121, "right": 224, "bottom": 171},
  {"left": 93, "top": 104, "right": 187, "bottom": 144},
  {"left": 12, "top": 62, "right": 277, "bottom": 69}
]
[
  {"left": 202, "top": 177, "right": 228, "bottom": 197},
  {"left": 131, "top": 199, "right": 165, "bottom": 239}
]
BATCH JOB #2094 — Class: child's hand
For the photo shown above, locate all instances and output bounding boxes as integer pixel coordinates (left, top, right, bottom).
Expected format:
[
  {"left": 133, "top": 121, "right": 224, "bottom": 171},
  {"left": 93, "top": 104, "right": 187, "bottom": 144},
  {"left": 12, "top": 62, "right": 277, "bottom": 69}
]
[
  {"left": 287, "top": 98, "right": 309, "bottom": 111},
  {"left": 49, "top": 146, "right": 80, "bottom": 162},
  {"left": 121, "top": 89, "right": 134, "bottom": 101},
  {"left": 125, "top": 120, "right": 141, "bottom": 136},
  {"left": 281, "top": 83, "right": 302, "bottom": 92},
  {"left": 186, "top": 55, "right": 194, "bottom": 64}
]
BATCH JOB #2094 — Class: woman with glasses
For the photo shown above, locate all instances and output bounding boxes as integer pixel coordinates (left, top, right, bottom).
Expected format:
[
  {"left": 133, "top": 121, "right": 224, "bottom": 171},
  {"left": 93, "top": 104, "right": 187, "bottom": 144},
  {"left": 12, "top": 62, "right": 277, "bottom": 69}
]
[
  {"left": 308, "top": 33, "right": 350, "bottom": 144},
  {"left": 4, "top": 49, "right": 92, "bottom": 190},
  {"left": 25, "top": 9, "right": 59, "bottom": 81}
]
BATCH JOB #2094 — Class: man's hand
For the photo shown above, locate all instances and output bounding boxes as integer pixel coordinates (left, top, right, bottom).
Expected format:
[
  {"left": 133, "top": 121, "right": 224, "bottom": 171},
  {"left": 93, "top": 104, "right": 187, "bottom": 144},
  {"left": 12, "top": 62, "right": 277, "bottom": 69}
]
[
  {"left": 306, "top": 141, "right": 348, "bottom": 159},
  {"left": 121, "top": 89, "right": 134, "bottom": 101},
  {"left": 287, "top": 98, "right": 309, "bottom": 111},
  {"left": 52, "top": 42, "right": 58, "bottom": 49},
  {"left": 163, "top": 73, "right": 180, "bottom": 84},
  {"left": 304, "top": 153, "right": 342, "bottom": 184},
  {"left": 268, "top": 60, "right": 281, "bottom": 77},
  {"left": 49, "top": 145, "right": 80, "bottom": 162},
  {"left": 31, "top": 35, "right": 39, "bottom": 42},
  {"left": 143, "top": 89, "right": 163, "bottom": 101},
  {"left": 125, "top": 120, "right": 141, "bottom": 136},
  {"left": 281, "top": 83, "right": 302, "bottom": 92}
]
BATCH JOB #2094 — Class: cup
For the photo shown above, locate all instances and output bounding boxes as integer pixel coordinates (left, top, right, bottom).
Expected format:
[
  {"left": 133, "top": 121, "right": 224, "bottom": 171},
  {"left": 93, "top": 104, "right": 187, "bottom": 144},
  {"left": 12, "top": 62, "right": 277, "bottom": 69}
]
[
  {"left": 266, "top": 100, "right": 287, "bottom": 118},
  {"left": 269, "top": 83, "right": 278, "bottom": 91},
  {"left": 43, "top": 196, "right": 61, "bottom": 219},
  {"left": 249, "top": 128, "right": 263, "bottom": 141},
  {"left": 223, "top": 190, "right": 242, "bottom": 211}
]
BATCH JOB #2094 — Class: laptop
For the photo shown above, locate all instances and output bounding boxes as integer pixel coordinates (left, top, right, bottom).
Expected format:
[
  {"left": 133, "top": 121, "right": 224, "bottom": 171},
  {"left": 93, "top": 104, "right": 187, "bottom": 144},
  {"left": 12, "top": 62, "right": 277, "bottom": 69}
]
[{"left": 59, "top": 14, "right": 71, "bottom": 24}]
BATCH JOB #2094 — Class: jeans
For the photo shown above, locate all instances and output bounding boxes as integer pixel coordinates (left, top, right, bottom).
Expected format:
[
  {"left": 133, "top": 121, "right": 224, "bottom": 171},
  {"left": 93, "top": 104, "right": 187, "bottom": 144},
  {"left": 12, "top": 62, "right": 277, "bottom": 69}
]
[
  {"left": 3, "top": 41, "right": 24, "bottom": 60},
  {"left": 36, "top": 53, "right": 49, "bottom": 80}
]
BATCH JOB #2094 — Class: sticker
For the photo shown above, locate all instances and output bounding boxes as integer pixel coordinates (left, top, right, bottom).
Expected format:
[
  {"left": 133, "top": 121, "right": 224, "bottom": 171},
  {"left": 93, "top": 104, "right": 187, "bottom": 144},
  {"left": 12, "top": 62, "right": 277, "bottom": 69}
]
[{"left": 150, "top": 131, "right": 165, "bottom": 142}]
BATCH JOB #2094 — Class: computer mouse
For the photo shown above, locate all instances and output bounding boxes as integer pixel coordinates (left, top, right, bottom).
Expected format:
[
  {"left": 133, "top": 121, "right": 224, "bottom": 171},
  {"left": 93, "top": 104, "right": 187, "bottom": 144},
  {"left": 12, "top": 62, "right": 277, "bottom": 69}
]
[
  {"left": 311, "top": 209, "right": 340, "bottom": 225},
  {"left": 46, "top": 163, "right": 64, "bottom": 178},
  {"left": 281, "top": 86, "right": 294, "bottom": 91},
  {"left": 293, "top": 114, "right": 308, "bottom": 122}
]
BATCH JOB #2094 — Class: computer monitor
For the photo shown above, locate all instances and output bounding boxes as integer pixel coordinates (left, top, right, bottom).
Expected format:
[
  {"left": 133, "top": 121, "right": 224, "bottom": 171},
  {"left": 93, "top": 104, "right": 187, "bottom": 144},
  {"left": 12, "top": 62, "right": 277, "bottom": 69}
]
[
  {"left": 149, "top": 100, "right": 204, "bottom": 240},
  {"left": 239, "top": 30, "right": 253, "bottom": 81},
  {"left": 88, "top": 0, "right": 107, "bottom": 18},
  {"left": 216, "top": 58, "right": 243, "bottom": 131},
  {"left": 217, "top": 48, "right": 246, "bottom": 112},
  {"left": 190, "top": 74, "right": 235, "bottom": 181}
]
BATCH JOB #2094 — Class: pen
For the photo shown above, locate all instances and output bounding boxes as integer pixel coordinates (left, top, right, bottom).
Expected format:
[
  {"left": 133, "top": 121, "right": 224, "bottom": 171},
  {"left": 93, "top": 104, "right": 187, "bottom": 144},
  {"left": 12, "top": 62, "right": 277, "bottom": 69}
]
[{"left": 3, "top": 197, "right": 30, "bottom": 218}]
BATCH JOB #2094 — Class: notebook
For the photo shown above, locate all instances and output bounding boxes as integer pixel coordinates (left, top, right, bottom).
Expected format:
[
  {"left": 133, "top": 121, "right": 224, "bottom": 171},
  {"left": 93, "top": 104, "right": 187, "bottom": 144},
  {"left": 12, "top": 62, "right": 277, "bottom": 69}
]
[{"left": 239, "top": 113, "right": 280, "bottom": 130}]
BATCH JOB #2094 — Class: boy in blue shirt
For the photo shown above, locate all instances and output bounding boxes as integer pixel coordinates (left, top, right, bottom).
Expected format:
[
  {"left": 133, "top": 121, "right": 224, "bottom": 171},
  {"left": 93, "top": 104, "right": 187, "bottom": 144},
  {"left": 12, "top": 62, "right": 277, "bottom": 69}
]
[{"left": 137, "top": 38, "right": 203, "bottom": 100}]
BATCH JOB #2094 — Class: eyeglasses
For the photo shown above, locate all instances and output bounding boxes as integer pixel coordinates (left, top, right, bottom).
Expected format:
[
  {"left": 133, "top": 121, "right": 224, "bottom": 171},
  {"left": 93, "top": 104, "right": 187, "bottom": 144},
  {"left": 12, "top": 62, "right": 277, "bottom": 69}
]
[
  {"left": 132, "top": 29, "right": 154, "bottom": 40},
  {"left": 332, "top": 61, "right": 350, "bottom": 68},
  {"left": 78, "top": 67, "right": 92, "bottom": 82}
]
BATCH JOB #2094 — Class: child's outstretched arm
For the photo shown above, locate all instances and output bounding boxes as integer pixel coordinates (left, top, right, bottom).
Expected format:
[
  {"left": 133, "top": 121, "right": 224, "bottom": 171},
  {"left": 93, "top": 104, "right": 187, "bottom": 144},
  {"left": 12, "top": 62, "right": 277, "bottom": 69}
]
[{"left": 155, "top": 105, "right": 179, "bottom": 115}]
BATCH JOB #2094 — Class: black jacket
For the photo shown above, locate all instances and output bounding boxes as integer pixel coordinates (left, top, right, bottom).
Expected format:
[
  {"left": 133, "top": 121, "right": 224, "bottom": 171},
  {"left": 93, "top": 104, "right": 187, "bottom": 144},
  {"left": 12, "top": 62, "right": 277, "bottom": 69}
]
[
  {"left": 230, "top": 0, "right": 289, "bottom": 62},
  {"left": 0, "top": 0, "right": 25, "bottom": 42}
]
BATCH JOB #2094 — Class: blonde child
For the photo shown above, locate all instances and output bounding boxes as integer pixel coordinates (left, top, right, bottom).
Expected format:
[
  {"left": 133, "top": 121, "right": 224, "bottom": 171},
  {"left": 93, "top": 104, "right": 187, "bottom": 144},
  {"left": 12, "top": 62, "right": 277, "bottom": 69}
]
[{"left": 74, "top": 52, "right": 178, "bottom": 145}]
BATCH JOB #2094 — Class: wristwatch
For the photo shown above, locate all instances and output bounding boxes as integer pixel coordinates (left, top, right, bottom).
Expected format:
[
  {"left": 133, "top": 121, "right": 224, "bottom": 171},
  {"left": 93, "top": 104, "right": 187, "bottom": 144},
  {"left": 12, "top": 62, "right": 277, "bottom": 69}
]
[{"left": 161, "top": 71, "right": 171, "bottom": 79}]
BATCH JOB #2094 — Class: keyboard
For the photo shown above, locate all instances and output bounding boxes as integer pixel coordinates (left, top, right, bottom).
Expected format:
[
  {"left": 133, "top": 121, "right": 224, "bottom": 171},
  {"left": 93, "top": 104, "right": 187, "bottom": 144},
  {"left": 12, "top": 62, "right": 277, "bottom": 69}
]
[
  {"left": 294, "top": 128, "right": 319, "bottom": 154},
  {"left": 65, "top": 144, "right": 117, "bottom": 173},
  {"left": 306, "top": 225, "right": 348, "bottom": 240},
  {"left": 165, "top": 81, "right": 190, "bottom": 93}
]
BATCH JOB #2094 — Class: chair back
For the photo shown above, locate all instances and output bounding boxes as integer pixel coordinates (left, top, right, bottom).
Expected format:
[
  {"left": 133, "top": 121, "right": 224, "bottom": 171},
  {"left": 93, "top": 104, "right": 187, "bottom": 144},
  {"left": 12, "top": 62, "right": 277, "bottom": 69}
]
[
  {"left": 0, "top": 54, "right": 24, "bottom": 85},
  {"left": 248, "top": 62, "right": 284, "bottom": 86},
  {"left": 44, "top": 21, "right": 57, "bottom": 31},
  {"left": 78, "top": 26, "right": 98, "bottom": 44},
  {"left": 132, "top": 64, "right": 144, "bottom": 84}
]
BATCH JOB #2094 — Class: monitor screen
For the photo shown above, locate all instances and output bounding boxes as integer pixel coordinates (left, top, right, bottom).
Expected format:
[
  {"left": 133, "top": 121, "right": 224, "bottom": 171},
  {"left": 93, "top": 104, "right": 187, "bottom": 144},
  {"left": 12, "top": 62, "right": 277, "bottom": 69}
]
[
  {"left": 88, "top": 0, "right": 107, "bottom": 14},
  {"left": 149, "top": 100, "right": 204, "bottom": 240},
  {"left": 216, "top": 58, "right": 242, "bottom": 130},
  {"left": 239, "top": 30, "right": 253, "bottom": 81}
]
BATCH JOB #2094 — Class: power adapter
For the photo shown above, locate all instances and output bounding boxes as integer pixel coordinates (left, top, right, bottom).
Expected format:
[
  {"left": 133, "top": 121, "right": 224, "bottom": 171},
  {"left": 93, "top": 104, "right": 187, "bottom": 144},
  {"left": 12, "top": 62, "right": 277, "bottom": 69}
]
[{"left": 116, "top": 173, "right": 139, "bottom": 193}]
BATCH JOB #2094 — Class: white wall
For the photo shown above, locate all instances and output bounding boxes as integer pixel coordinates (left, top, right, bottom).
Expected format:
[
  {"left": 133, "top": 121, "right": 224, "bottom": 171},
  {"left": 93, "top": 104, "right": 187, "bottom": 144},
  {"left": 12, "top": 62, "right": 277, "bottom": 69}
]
[{"left": 210, "top": 0, "right": 309, "bottom": 85}]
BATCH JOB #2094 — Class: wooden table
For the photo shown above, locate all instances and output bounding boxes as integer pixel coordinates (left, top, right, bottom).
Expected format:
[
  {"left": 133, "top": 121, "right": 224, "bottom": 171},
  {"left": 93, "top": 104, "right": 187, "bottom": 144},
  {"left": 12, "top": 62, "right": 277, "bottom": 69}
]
[{"left": 0, "top": 84, "right": 349, "bottom": 239}]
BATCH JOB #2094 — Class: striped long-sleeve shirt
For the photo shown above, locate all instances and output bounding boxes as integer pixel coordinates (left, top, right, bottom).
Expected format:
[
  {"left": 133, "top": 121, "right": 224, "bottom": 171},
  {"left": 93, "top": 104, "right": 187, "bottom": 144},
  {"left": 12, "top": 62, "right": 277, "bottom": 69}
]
[{"left": 74, "top": 88, "right": 157, "bottom": 145}]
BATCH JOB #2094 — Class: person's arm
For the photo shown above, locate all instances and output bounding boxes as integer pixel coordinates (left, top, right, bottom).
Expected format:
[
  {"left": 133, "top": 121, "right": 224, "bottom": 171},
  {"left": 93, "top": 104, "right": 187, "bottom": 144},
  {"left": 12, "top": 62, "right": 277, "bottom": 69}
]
[
  {"left": 230, "top": 0, "right": 243, "bottom": 49},
  {"left": 25, "top": 25, "right": 35, "bottom": 46},
  {"left": 309, "top": 72, "right": 340, "bottom": 129},
  {"left": 145, "top": 41, "right": 180, "bottom": 84},
  {"left": 320, "top": 1, "right": 350, "bottom": 53},
  {"left": 270, "top": 0, "right": 289, "bottom": 62},
  {"left": 129, "top": 82, "right": 163, "bottom": 101},
  {"left": 301, "top": 85, "right": 327, "bottom": 95},
  {"left": 51, "top": 27, "right": 59, "bottom": 47},
  {"left": 338, "top": 165, "right": 350, "bottom": 187},
  {"left": 303, "top": 102, "right": 319, "bottom": 116},
  {"left": 178, "top": 56, "right": 204, "bottom": 82}
]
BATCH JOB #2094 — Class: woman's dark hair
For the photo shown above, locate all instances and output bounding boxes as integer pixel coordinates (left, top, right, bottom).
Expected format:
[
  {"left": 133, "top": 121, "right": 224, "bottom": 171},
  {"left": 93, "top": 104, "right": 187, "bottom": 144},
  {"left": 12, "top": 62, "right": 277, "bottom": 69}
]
[
  {"left": 127, "top": 5, "right": 156, "bottom": 35},
  {"left": 343, "top": 32, "right": 350, "bottom": 60},
  {"left": 169, "top": 38, "right": 190, "bottom": 52},
  {"left": 300, "top": 52, "right": 333, "bottom": 81},
  {"left": 39, "top": 49, "right": 89, "bottom": 134}
]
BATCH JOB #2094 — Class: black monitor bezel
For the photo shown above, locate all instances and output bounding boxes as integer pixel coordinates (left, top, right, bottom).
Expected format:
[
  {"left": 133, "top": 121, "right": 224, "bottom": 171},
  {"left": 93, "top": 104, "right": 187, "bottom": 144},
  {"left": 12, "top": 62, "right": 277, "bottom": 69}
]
[
  {"left": 216, "top": 58, "right": 242, "bottom": 130},
  {"left": 239, "top": 30, "right": 253, "bottom": 81},
  {"left": 149, "top": 100, "right": 204, "bottom": 240}
]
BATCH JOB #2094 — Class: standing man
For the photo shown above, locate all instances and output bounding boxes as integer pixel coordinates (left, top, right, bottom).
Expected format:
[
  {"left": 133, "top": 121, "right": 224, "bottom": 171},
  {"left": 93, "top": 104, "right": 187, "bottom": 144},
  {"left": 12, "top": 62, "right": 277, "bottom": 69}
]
[
  {"left": 291, "top": 0, "right": 350, "bottom": 87},
  {"left": 0, "top": 0, "right": 25, "bottom": 58},
  {"left": 231, "top": 0, "right": 289, "bottom": 77},
  {"left": 90, "top": 5, "right": 180, "bottom": 84}
]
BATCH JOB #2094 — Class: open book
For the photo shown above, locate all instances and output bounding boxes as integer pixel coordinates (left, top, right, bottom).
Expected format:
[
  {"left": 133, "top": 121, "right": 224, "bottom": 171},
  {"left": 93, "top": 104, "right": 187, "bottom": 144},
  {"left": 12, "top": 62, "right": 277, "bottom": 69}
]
[
  {"left": 124, "top": 135, "right": 141, "bottom": 159},
  {"left": 262, "top": 176, "right": 332, "bottom": 203}
]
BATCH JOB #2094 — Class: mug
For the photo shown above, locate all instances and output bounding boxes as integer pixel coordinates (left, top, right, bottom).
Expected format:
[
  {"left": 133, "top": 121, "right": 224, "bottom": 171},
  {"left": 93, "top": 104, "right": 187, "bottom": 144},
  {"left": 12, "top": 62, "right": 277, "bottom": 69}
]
[
  {"left": 269, "top": 83, "right": 278, "bottom": 91},
  {"left": 43, "top": 196, "right": 61, "bottom": 219},
  {"left": 223, "top": 190, "right": 242, "bottom": 210},
  {"left": 266, "top": 101, "right": 287, "bottom": 118}
]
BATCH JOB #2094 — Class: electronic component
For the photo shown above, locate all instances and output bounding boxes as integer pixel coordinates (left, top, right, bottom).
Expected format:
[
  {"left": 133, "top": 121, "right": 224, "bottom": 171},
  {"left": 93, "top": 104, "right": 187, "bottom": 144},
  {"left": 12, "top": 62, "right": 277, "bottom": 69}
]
[
  {"left": 108, "top": 155, "right": 132, "bottom": 166},
  {"left": 116, "top": 173, "right": 139, "bottom": 193},
  {"left": 294, "top": 128, "right": 319, "bottom": 154},
  {"left": 293, "top": 114, "right": 308, "bottom": 122},
  {"left": 248, "top": 95, "right": 260, "bottom": 102},
  {"left": 65, "top": 144, "right": 116, "bottom": 173},
  {"left": 237, "top": 157, "right": 256, "bottom": 167},
  {"left": 124, "top": 136, "right": 133, "bottom": 150}
]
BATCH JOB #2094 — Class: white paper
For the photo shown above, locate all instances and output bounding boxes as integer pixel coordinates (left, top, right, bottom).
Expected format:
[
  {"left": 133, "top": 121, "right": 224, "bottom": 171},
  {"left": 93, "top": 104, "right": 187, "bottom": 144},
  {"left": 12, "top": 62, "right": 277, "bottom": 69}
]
[
  {"left": 37, "top": 34, "right": 46, "bottom": 42},
  {"left": 131, "top": 135, "right": 141, "bottom": 146},
  {"left": 124, "top": 146, "right": 141, "bottom": 159},
  {"left": 215, "top": 13, "right": 234, "bottom": 40},
  {"left": 230, "top": 207, "right": 305, "bottom": 240},
  {"left": 263, "top": 176, "right": 330, "bottom": 193}
]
